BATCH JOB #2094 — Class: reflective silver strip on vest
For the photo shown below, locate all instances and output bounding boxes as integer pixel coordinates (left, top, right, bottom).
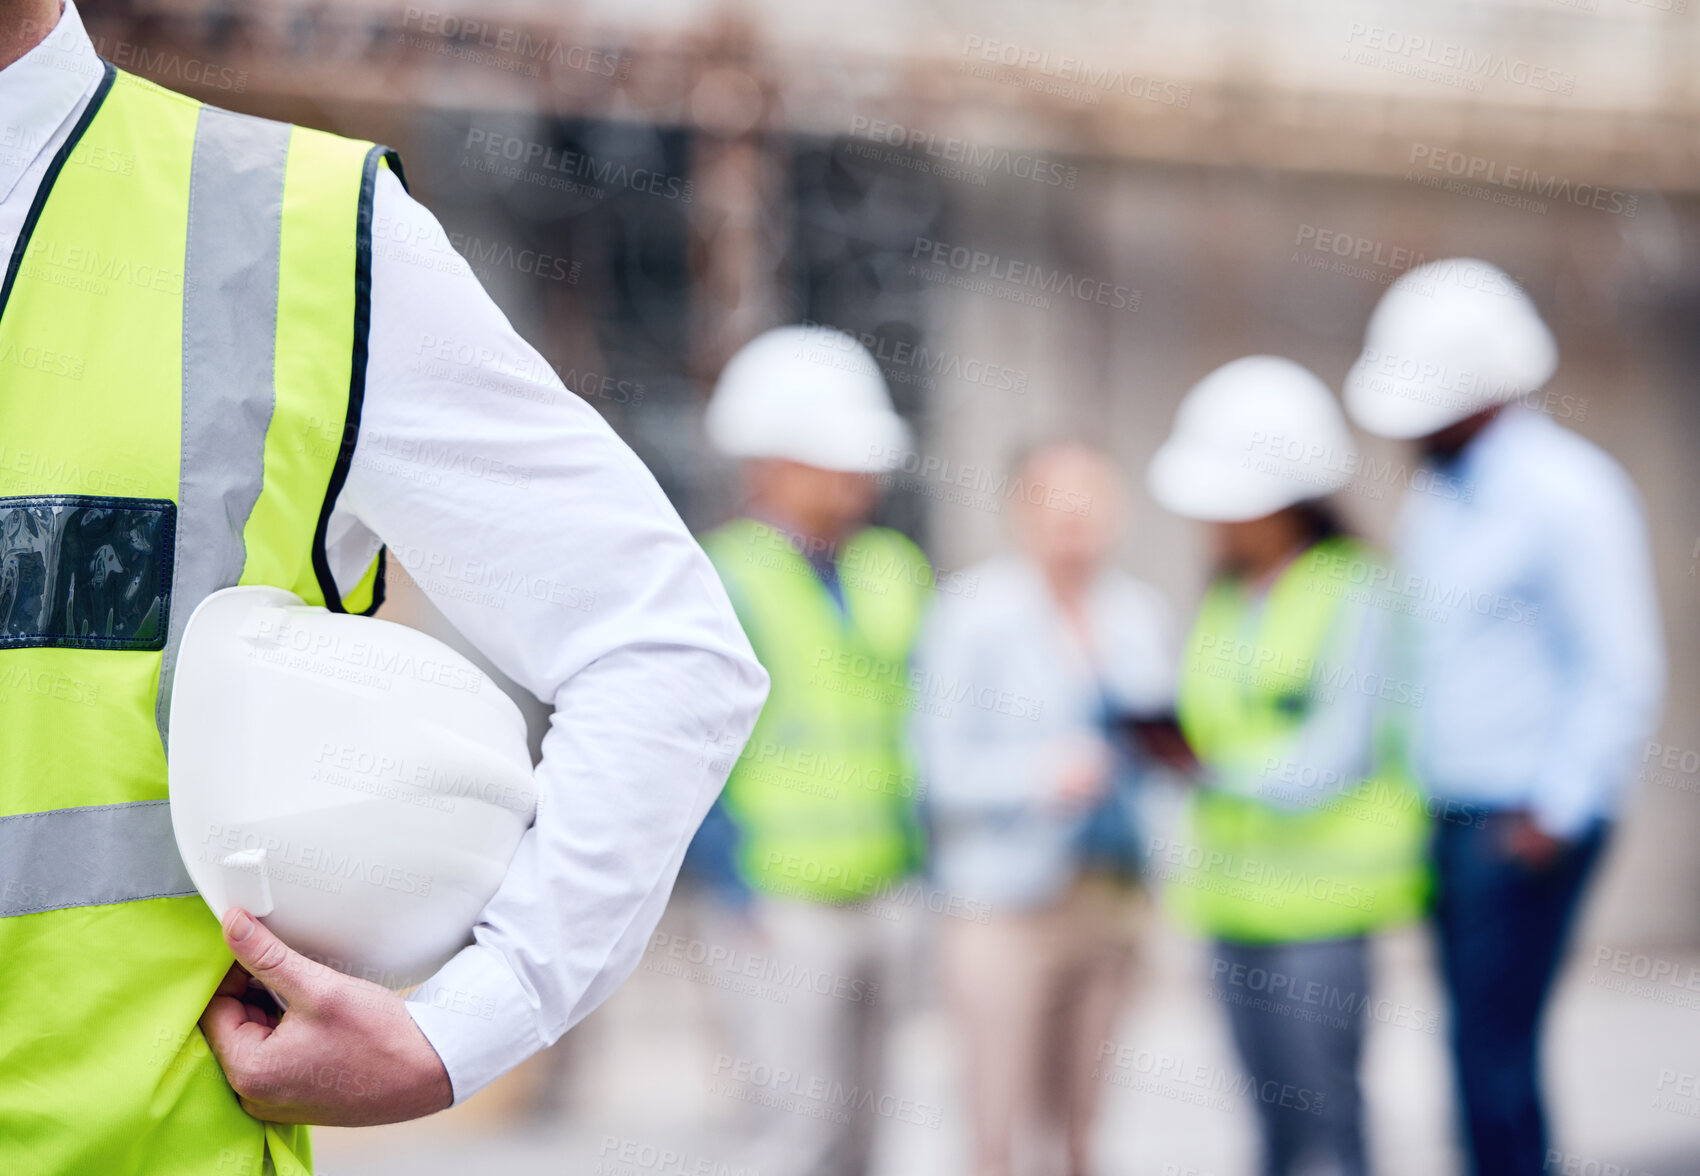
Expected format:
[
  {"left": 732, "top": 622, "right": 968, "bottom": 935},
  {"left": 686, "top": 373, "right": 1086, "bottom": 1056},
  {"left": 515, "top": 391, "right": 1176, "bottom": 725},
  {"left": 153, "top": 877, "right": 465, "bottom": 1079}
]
[
  {"left": 154, "top": 107, "right": 292, "bottom": 745},
  {"left": 2, "top": 113, "right": 290, "bottom": 918},
  {"left": 0, "top": 801, "right": 195, "bottom": 917}
]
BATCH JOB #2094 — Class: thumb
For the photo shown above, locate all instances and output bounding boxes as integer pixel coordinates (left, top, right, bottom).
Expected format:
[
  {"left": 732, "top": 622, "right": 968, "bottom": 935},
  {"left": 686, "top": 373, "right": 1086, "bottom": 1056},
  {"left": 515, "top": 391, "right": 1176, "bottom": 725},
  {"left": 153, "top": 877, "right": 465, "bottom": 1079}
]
[{"left": 221, "top": 907, "right": 327, "bottom": 1008}]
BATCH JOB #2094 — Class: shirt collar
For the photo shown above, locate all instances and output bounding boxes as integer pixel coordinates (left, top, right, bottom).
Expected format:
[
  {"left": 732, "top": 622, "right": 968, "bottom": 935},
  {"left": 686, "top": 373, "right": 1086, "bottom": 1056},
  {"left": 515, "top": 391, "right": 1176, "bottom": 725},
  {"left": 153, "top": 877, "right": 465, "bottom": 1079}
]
[
  {"left": 0, "top": 1, "right": 103, "bottom": 207},
  {"left": 1448, "top": 403, "right": 1528, "bottom": 483}
]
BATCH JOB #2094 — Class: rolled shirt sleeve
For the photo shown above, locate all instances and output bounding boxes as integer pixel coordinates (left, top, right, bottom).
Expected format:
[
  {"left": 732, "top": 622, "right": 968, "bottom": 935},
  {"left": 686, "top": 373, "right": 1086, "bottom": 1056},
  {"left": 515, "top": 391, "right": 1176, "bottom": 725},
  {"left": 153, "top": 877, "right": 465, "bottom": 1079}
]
[{"left": 334, "top": 169, "right": 769, "bottom": 1102}]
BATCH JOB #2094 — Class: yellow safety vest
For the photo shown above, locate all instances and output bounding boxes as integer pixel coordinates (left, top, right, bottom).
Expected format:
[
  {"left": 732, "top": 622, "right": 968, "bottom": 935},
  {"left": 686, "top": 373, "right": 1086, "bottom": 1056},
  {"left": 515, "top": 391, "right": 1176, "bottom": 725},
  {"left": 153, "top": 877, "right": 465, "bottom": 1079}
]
[
  {"left": 0, "top": 64, "right": 389, "bottom": 1175},
  {"left": 1167, "top": 537, "right": 1431, "bottom": 943},
  {"left": 702, "top": 518, "right": 930, "bottom": 903}
]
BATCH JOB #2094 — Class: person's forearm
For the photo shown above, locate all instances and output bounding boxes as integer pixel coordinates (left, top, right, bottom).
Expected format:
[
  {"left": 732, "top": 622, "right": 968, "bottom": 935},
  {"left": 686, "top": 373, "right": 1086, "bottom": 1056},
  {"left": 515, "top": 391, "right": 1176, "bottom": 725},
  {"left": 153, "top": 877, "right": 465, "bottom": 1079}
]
[
  {"left": 1533, "top": 686, "right": 1662, "bottom": 837},
  {"left": 406, "top": 640, "right": 767, "bottom": 1102},
  {"left": 334, "top": 164, "right": 769, "bottom": 1104},
  {"left": 1533, "top": 505, "right": 1665, "bottom": 837}
]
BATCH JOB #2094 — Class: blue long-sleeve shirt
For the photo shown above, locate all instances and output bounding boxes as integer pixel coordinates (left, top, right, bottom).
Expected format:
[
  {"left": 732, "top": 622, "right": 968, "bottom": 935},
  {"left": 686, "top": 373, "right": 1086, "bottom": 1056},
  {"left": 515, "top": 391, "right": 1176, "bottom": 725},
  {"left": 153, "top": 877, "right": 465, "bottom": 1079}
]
[{"left": 1391, "top": 408, "right": 1665, "bottom": 837}]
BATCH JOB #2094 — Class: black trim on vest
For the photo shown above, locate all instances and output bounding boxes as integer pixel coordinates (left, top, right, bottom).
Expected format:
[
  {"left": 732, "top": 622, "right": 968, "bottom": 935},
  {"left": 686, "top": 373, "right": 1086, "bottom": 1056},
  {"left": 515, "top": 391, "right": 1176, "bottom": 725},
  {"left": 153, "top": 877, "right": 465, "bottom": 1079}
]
[
  {"left": 0, "top": 61, "right": 117, "bottom": 325},
  {"left": 367, "top": 547, "right": 388, "bottom": 616},
  {"left": 311, "top": 144, "right": 399, "bottom": 617},
  {"left": 385, "top": 149, "right": 410, "bottom": 194}
]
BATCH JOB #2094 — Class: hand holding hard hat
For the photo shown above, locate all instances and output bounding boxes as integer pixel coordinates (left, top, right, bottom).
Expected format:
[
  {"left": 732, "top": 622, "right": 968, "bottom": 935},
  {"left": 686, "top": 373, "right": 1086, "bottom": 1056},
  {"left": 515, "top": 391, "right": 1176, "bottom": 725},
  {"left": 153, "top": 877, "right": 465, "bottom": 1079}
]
[
  {"left": 197, "top": 905, "right": 455, "bottom": 1125},
  {"left": 168, "top": 586, "right": 538, "bottom": 992}
]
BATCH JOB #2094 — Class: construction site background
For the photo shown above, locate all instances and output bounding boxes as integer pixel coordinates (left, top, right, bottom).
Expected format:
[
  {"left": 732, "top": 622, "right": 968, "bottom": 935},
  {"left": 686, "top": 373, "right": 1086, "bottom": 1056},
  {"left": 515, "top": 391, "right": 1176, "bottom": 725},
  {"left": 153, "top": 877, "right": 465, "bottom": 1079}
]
[{"left": 79, "top": 0, "right": 1700, "bottom": 1169}]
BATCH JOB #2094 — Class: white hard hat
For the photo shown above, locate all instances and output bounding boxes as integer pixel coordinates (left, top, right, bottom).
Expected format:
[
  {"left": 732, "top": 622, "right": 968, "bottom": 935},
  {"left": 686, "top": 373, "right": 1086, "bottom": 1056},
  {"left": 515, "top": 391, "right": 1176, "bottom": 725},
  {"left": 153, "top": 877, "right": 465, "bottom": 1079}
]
[
  {"left": 1148, "top": 356, "right": 1357, "bottom": 522},
  {"left": 1344, "top": 257, "right": 1557, "bottom": 440},
  {"left": 705, "top": 324, "right": 911, "bottom": 473},
  {"left": 168, "top": 586, "right": 537, "bottom": 990}
]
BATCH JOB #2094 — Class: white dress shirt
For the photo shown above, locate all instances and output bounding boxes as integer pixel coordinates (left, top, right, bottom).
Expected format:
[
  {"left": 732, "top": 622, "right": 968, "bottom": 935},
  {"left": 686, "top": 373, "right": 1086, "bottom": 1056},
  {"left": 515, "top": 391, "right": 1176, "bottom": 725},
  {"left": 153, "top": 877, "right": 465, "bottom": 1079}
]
[
  {"left": 1393, "top": 407, "right": 1664, "bottom": 838},
  {"left": 2, "top": 3, "right": 769, "bottom": 1103}
]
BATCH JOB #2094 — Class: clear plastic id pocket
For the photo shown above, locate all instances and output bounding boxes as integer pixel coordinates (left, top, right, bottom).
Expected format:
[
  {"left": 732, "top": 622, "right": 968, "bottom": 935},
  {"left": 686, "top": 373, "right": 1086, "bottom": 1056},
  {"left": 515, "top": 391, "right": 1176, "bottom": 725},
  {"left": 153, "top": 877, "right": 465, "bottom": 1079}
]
[{"left": 0, "top": 495, "right": 175, "bottom": 650}]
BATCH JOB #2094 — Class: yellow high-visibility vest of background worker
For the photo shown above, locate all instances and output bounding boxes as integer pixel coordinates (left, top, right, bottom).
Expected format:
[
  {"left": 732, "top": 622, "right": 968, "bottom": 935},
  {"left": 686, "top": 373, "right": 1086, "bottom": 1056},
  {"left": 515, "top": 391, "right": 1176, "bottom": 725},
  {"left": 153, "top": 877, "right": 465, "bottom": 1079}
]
[
  {"left": 686, "top": 325, "right": 932, "bottom": 1176},
  {"left": 1145, "top": 356, "right": 1430, "bottom": 1176}
]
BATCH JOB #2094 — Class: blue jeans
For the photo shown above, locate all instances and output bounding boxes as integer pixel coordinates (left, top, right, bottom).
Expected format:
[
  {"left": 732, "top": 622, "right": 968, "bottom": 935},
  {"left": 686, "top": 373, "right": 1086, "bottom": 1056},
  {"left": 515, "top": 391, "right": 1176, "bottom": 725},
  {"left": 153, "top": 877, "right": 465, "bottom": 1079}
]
[
  {"left": 1433, "top": 814, "right": 1607, "bottom": 1176},
  {"left": 1211, "top": 938, "right": 1370, "bottom": 1176}
]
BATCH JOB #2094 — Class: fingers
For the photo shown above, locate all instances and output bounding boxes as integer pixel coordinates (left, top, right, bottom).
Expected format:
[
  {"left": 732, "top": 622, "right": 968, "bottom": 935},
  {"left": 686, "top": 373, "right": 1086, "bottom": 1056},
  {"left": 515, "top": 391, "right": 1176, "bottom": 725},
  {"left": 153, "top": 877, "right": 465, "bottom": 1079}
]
[
  {"left": 202, "top": 989, "right": 294, "bottom": 1118},
  {"left": 220, "top": 908, "right": 326, "bottom": 1008},
  {"left": 199, "top": 991, "right": 273, "bottom": 1073},
  {"left": 235, "top": 983, "right": 282, "bottom": 1030},
  {"left": 241, "top": 979, "right": 287, "bottom": 1025},
  {"left": 214, "top": 961, "right": 253, "bottom": 999}
]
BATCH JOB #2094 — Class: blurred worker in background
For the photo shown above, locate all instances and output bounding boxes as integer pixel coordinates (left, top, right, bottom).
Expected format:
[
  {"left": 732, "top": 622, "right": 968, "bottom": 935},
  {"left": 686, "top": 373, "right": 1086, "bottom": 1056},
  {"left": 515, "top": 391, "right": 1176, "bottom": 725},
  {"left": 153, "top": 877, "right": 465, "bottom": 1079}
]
[
  {"left": 915, "top": 440, "right": 1174, "bottom": 1176},
  {"left": 1344, "top": 260, "right": 1666, "bottom": 1176},
  {"left": 689, "top": 325, "right": 933, "bottom": 1176},
  {"left": 1147, "top": 357, "right": 1431, "bottom": 1176}
]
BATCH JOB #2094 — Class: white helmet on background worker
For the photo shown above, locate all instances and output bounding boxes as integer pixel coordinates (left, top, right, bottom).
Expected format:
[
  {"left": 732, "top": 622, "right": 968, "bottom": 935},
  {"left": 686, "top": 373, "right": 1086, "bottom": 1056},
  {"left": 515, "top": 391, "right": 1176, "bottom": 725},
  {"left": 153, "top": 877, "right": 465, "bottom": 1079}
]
[
  {"left": 169, "top": 586, "right": 537, "bottom": 990},
  {"left": 1343, "top": 257, "right": 1557, "bottom": 440},
  {"left": 1148, "top": 355, "right": 1356, "bottom": 522},
  {"left": 705, "top": 324, "right": 911, "bottom": 473}
]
